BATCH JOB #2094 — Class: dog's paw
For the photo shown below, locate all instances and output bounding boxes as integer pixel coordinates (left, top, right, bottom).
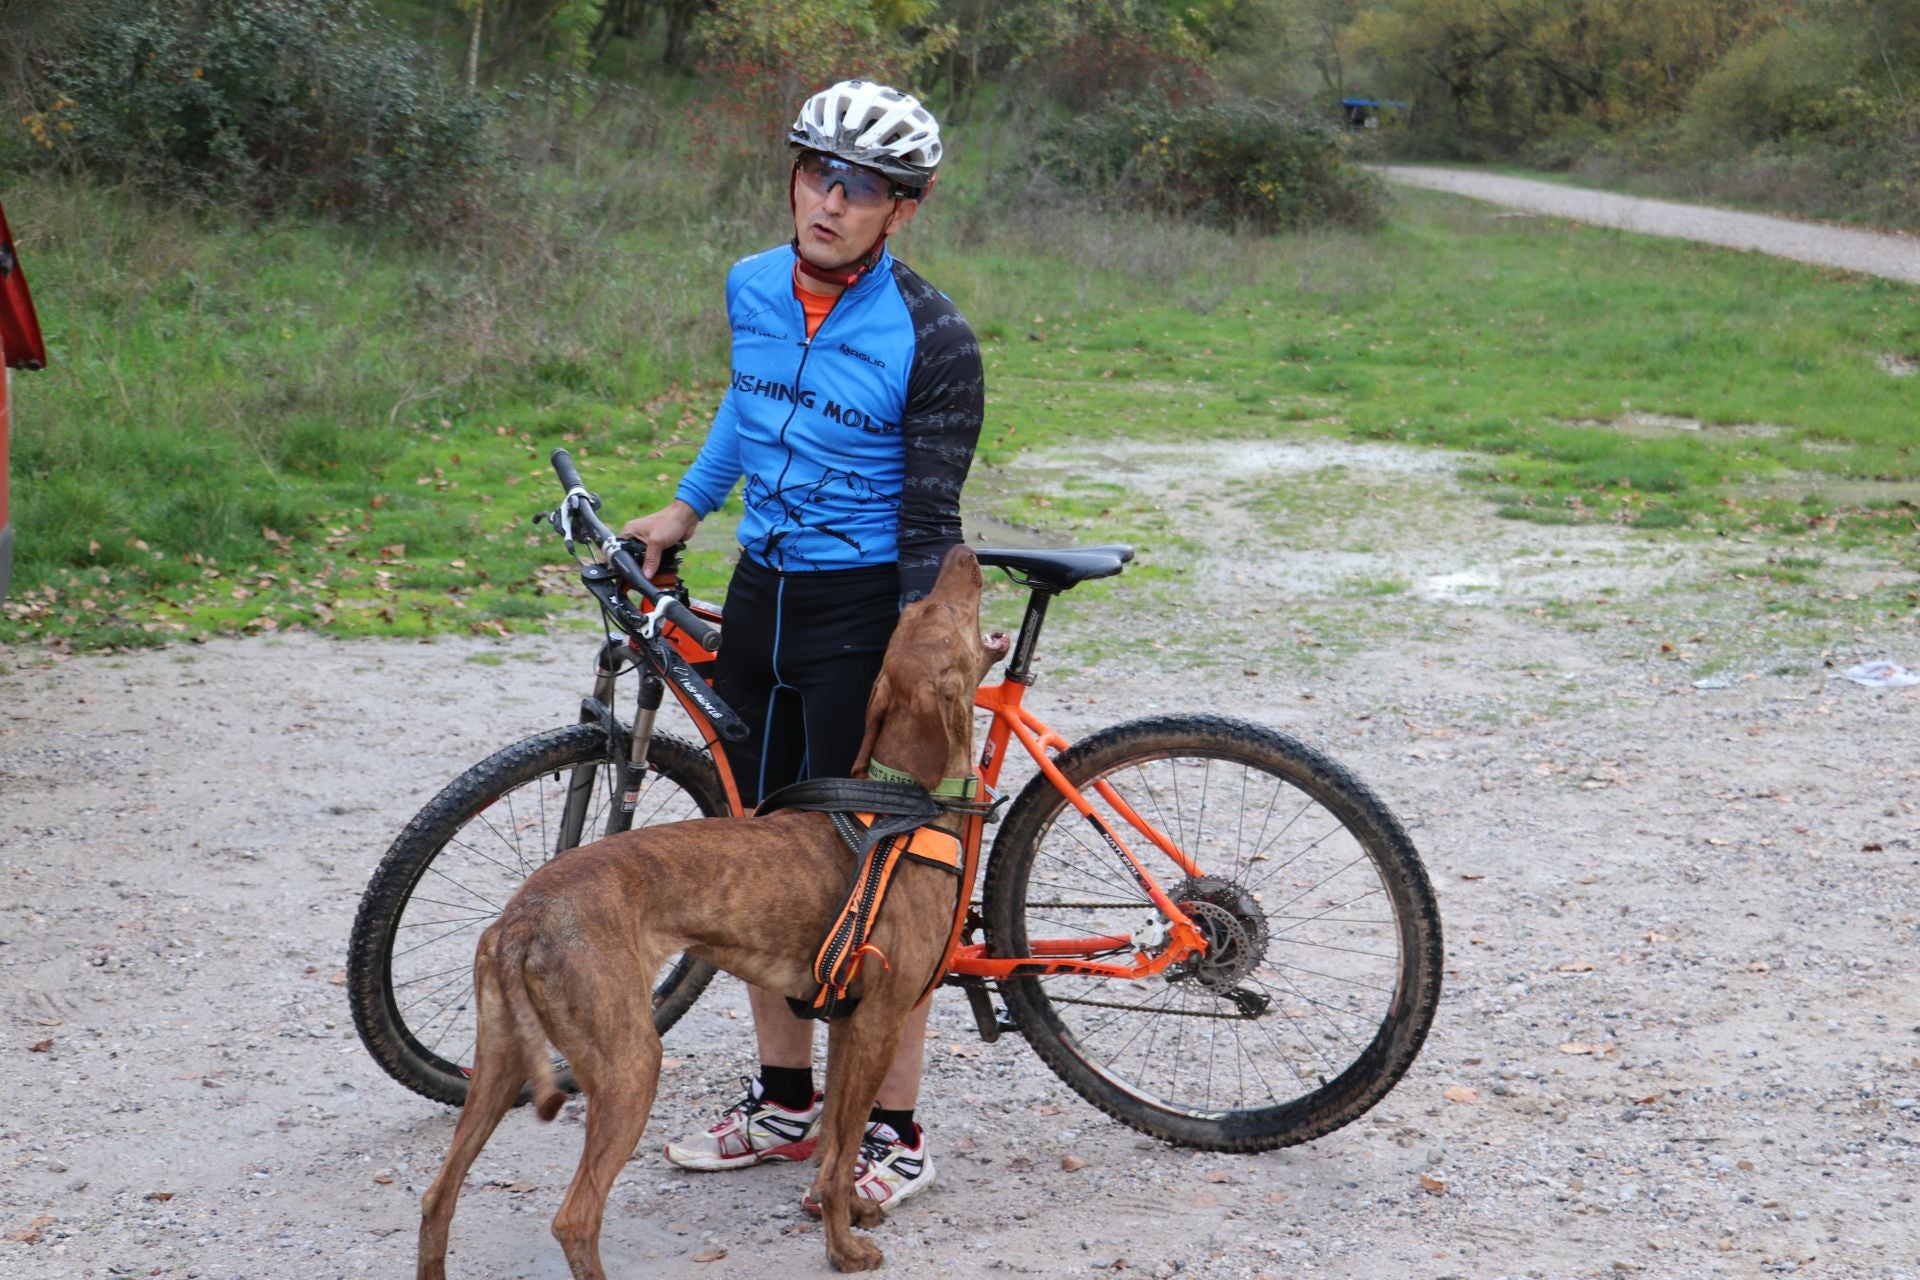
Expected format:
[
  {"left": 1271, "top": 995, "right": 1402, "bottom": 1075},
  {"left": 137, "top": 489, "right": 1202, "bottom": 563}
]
[
  {"left": 829, "top": 1236, "right": 885, "bottom": 1272},
  {"left": 849, "top": 1196, "right": 886, "bottom": 1228}
]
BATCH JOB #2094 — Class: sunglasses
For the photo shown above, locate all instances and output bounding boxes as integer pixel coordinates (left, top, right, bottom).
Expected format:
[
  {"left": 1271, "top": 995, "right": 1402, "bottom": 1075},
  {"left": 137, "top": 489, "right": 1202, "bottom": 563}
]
[{"left": 793, "top": 151, "right": 914, "bottom": 208}]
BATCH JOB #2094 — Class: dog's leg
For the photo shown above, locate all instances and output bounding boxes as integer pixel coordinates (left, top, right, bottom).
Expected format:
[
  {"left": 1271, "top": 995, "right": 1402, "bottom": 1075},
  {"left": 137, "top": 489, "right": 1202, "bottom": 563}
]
[
  {"left": 548, "top": 995, "right": 662, "bottom": 1280},
  {"left": 809, "top": 1014, "right": 903, "bottom": 1272},
  {"left": 417, "top": 951, "right": 525, "bottom": 1280}
]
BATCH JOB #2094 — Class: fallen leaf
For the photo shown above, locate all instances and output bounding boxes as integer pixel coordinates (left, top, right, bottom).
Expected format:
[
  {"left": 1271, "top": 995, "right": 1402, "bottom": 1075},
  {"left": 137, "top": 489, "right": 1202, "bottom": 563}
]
[
  {"left": 1443, "top": 1085, "right": 1480, "bottom": 1104},
  {"left": 1419, "top": 1173, "right": 1448, "bottom": 1195},
  {"left": 693, "top": 1248, "right": 727, "bottom": 1262},
  {"left": 1061, "top": 1155, "right": 1088, "bottom": 1171},
  {"left": 780, "top": 1222, "right": 815, "bottom": 1235},
  {"left": 29, "top": 1038, "right": 53, "bottom": 1053},
  {"left": 1459, "top": 872, "right": 1484, "bottom": 881},
  {"left": 1558, "top": 961, "right": 1597, "bottom": 973},
  {"left": 146, "top": 1191, "right": 174, "bottom": 1202},
  {"left": 372, "top": 1174, "right": 394, "bottom": 1185}
]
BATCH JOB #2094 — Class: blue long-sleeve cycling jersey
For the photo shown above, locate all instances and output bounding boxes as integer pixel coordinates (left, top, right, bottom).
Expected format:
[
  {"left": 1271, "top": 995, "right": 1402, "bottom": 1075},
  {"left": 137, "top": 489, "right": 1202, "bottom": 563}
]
[{"left": 675, "top": 244, "right": 985, "bottom": 602}]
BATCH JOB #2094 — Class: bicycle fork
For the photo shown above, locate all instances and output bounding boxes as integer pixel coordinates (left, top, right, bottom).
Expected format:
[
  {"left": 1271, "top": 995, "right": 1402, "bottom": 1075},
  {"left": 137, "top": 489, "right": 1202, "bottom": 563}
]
[{"left": 558, "top": 638, "right": 662, "bottom": 852}]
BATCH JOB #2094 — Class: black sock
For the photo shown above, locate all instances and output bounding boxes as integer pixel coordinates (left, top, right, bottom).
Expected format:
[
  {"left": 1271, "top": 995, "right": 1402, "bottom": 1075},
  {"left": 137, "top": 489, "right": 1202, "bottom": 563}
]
[
  {"left": 758, "top": 1066, "right": 815, "bottom": 1111},
  {"left": 868, "top": 1106, "right": 917, "bottom": 1143}
]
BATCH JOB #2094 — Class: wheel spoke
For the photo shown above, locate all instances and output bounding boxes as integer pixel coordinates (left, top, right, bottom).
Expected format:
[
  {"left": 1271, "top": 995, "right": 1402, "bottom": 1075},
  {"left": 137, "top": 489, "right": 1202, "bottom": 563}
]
[
  {"left": 351, "top": 725, "right": 727, "bottom": 1104},
  {"left": 990, "top": 721, "right": 1440, "bottom": 1152}
]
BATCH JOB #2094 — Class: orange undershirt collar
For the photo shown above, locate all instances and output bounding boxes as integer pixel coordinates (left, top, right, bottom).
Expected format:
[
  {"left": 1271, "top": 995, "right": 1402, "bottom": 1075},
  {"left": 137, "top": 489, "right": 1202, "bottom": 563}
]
[{"left": 793, "top": 265, "right": 837, "bottom": 340}]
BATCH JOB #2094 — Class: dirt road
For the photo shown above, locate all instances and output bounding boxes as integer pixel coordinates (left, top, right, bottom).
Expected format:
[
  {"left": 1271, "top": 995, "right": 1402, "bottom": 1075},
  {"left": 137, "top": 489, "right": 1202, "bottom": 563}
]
[
  {"left": 3, "top": 437, "right": 1918, "bottom": 1279},
  {"left": 1378, "top": 166, "right": 1920, "bottom": 286}
]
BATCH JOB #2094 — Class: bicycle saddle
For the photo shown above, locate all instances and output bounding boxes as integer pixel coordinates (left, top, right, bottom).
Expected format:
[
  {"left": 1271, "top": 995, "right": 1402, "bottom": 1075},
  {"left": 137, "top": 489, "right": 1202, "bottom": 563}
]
[{"left": 974, "top": 544, "right": 1134, "bottom": 590}]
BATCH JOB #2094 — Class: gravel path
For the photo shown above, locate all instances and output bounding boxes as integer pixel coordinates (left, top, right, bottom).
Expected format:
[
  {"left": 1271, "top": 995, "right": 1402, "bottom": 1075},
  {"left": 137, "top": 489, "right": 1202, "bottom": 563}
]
[
  {"left": 3, "top": 439, "right": 1918, "bottom": 1280},
  {"left": 1378, "top": 166, "right": 1920, "bottom": 285}
]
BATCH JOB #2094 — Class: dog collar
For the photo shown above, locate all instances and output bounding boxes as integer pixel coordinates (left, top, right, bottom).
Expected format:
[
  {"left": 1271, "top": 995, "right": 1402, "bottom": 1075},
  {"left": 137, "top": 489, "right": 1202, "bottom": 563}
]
[{"left": 865, "top": 758, "right": 978, "bottom": 800}]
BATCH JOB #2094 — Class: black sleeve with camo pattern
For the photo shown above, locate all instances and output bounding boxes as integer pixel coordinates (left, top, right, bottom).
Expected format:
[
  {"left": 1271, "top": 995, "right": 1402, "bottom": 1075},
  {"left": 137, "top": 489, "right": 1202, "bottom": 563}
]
[{"left": 892, "top": 259, "right": 985, "bottom": 603}]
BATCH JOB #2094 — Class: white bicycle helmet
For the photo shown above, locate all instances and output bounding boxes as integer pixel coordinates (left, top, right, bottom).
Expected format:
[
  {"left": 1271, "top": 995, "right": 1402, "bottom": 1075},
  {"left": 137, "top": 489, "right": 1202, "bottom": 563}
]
[{"left": 788, "top": 80, "right": 942, "bottom": 192}]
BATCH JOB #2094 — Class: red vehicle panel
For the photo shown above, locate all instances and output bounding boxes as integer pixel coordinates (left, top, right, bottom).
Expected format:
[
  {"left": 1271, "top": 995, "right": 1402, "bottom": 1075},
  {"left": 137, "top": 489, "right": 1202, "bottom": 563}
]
[{"left": 1, "top": 200, "right": 48, "bottom": 600}]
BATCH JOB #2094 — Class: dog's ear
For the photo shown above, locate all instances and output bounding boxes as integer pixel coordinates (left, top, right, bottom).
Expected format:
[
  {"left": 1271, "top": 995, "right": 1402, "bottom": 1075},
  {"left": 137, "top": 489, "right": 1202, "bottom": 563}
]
[
  {"left": 850, "top": 671, "right": 891, "bottom": 777},
  {"left": 887, "top": 682, "right": 954, "bottom": 789}
]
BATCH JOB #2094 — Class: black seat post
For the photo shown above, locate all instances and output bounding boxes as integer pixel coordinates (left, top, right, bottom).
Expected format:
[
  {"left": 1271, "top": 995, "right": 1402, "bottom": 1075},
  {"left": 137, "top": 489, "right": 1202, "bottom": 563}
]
[{"left": 1005, "top": 586, "right": 1056, "bottom": 686}]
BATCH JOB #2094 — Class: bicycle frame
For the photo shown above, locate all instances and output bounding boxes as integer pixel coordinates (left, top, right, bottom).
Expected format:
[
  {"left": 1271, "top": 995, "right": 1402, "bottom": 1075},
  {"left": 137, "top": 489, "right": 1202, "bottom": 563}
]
[
  {"left": 946, "top": 678, "right": 1208, "bottom": 983},
  {"left": 592, "top": 576, "right": 1213, "bottom": 993}
]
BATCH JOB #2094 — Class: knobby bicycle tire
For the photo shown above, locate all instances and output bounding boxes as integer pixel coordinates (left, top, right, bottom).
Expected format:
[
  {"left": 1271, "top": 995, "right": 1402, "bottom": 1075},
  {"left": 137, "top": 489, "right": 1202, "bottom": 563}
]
[
  {"left": 983, "top": 714, "right": 1442, "bottom": 1152},
  {"left": 348, "top": 723, "right": 727, "bottom": 1106}
]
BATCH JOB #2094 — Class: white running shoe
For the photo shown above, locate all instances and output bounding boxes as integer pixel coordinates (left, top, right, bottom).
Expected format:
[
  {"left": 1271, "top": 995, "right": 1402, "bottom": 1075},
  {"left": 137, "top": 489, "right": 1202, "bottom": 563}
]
[
  {"left": 851, "top": 1121, "right": 935, "bottom": 1208},
  {"left": 662, "top": 1079, "right": 822, "bottom": 1171},
  {"left": 802, "top": 1121, "right": 936, "bottom": 1216}
]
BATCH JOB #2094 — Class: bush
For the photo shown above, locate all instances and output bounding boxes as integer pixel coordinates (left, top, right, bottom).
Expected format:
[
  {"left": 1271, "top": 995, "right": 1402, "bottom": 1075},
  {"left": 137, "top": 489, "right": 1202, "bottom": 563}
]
[
  {"left": 1030, "top": 29, "right": 1211, "bottom": 112},
  {"left": 695, "top": 0, "right": 932, "bottom": 179},
  {"left": 1039, "top": 96, "right": 1382, "bottom": 233},
  {"left": 1676, "top": 21, "right": 1871, "bottom": 155},
  {"left": 24, "top": 0, "right": 499, "bottom": 235}
]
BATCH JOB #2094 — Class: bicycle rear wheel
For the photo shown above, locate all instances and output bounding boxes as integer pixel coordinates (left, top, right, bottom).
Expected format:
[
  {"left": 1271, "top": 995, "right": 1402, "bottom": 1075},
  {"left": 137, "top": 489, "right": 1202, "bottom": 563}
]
[
  {"left": 983, "top": 714, "right": 1442, "bottom": 1152},
  {"left": 348, "top": 723, "right": 726, "bottom": 1106}
]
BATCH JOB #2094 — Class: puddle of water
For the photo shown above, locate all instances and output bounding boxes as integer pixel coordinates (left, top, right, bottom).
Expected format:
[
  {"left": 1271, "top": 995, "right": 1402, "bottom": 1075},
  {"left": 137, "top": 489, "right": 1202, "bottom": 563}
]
[
  {"left": 1012, "top": 436, "right": 1716, "bottom": 605},
  {"left": 1551, "top": 415, "right": 1784, "bottom": 439},
  {"left": 1417, "top": 569, "right": 1501, "bottom": 600},
  {"left": 963, "top": 508, "right": 1076, "bottom": 550},
  {"left": 1027, "top": 437, "right": 1462, "bottom": 478},
  {"left": 1736, "top": 475, "right": 1920, "bottom": 507}
]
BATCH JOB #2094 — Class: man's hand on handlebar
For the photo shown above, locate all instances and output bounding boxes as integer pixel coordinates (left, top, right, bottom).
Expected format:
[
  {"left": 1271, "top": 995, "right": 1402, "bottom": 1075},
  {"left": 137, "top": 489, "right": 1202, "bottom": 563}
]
[{"left": 621, "top": 500, "right": 701, "bottom": 579}]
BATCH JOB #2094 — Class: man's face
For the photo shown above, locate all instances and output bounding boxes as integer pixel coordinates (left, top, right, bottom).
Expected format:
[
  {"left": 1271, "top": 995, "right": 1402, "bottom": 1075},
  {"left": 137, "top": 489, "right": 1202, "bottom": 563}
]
[{"left": 792, "top": 151, "right": 919, "bottom": 272}]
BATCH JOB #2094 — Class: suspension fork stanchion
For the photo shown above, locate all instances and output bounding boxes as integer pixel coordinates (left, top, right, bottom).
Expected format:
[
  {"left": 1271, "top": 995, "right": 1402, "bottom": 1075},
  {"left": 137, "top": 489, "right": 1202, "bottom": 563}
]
[
  {"left": 557, "top": 639, "right": 629, "bottom": 852},
  {"left": 613, "top": 666, "right": 667, "bottom": 830}
]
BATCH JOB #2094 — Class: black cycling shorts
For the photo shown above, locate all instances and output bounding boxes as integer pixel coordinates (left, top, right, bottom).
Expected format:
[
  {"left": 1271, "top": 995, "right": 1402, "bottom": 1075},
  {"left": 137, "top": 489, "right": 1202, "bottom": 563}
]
[{"left": 712, "top": 555, "right": 900, "bottom": 808}]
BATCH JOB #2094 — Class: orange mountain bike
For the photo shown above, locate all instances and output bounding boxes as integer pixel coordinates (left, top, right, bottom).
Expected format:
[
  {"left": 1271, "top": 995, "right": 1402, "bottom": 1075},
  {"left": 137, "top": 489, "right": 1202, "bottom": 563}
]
[{"left": 348, "top": 451, "right": 1443, "bottom": 1152}]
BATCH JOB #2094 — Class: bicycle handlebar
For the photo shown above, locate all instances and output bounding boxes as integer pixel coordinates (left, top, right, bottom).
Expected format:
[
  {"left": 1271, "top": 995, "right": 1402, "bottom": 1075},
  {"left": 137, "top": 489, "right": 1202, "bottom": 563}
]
[
  {"left": 547, "top": 449, "right": 724, "bottom": 653},
  {"left": 551, "top": 448, "right": 589, "bottom": 499}
]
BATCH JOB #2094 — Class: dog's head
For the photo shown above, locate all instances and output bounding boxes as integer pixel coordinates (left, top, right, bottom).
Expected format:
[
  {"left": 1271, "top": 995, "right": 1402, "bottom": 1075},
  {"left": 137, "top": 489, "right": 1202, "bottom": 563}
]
[{"left": 853, "top": 546, "right": 1010, "bottom": 790}]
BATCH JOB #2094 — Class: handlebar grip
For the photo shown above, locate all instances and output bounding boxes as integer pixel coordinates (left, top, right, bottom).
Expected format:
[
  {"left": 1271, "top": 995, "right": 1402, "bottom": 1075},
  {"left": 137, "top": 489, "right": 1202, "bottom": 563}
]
[
  {"left": 550, "top": 448, "right": 586, "bottom": 494},
  {"left": 662, "top": 598, "right": 723, "bottom": 654}
]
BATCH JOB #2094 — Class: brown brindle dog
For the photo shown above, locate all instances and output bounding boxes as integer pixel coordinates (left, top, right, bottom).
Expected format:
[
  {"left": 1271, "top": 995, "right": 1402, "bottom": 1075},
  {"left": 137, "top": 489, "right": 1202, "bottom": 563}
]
[{"left": 416, "top": 545, "right": 1009, "bottom": 1279}]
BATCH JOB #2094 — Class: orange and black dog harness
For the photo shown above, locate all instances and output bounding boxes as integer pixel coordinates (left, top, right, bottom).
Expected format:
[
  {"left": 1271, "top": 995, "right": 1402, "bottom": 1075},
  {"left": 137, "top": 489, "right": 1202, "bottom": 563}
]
[{"left": 756, "top": 776, "right": 973, "bottom": 1021}]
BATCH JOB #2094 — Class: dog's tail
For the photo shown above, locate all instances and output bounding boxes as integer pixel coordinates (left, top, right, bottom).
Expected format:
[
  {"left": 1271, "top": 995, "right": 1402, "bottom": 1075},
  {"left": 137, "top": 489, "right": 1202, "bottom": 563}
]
[{"left": 484, "top": 926, "right": 568, "bottom": 1123}]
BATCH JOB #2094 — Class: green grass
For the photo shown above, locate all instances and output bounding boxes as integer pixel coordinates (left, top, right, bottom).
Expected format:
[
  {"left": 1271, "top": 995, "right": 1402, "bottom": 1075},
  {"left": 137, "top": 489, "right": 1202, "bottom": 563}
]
[{"left": 4, "top": 167, "right": 1916, "bottom": 651}]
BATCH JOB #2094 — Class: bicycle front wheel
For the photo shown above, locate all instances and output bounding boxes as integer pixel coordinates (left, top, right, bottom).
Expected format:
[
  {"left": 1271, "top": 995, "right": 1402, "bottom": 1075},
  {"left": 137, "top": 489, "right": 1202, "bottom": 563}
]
[
  {"left": 983, "top": 714, "right": 1442, "bottom": 1152},
  {"left": 348, "top": 723, "right": 726, "bottom": 1106}
]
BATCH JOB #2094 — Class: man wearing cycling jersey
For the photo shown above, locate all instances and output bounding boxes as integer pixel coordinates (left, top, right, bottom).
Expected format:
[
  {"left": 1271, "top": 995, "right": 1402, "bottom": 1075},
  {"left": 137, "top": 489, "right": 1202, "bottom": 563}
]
[{"left": 622, "top": 79, "right": 983, "bottom": 1214}]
